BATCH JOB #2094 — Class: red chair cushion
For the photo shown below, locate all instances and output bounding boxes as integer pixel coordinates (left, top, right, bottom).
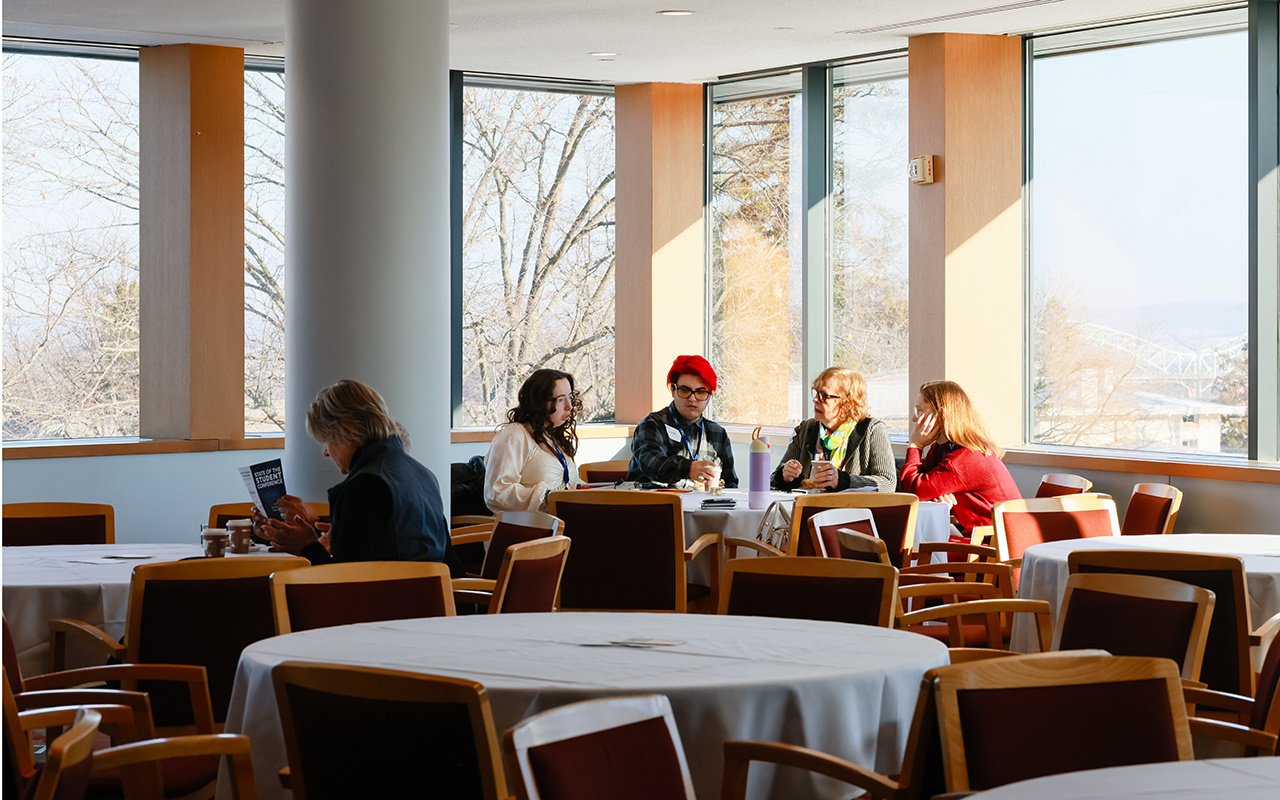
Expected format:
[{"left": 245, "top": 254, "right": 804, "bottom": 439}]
[
  {"left": 3, "top": 515, "right": 108, "bottom": 546},
  {"left": 1121, "top": 493, "right": 1174, "bottom": 535},
  {"left": 726, "top": 572, "right": 889, "bottom": 625},
  {"left": 527, "top": 717, "right": 687, "bottom": 800},
  {"left": 1058, "top": 588, "right": 1199, "bottom": 669}
]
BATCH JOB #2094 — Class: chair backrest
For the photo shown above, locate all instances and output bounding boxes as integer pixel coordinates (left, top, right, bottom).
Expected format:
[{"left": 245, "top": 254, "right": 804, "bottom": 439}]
[
  {"left": 1253, "top": 633, "right": 1280, "bottom": 735},
  {"left": 126, "top": 555, "right": 309, "bottom": 725},
  {"left": 1121, "top": 483, "right": 1183, "bottom": 535},
  {"left": 993, "top": 495, "right": 1119, "bottom": 564},
  {"left": 2, "top": 503, "right": 115, "bottom": 546},
  {"left": 577, "top": 460, "right": 631, "bottom": 484},
  {"left": 790, "top": 493, "right": 918, "bottom": 567},
  {"left": 807, "top": 507, "right": 878, "bottom": 559},
  {"left": 31, "top": 707, "right": 100, "bottom": 800},
  {"left": 547, "top": 491, "right": 687, "bottom": 612},
  {"left": 210, "top": 501, "right": 330, "bottom": 529},
  {"left": 504, "top": 695, "right": 695, "bottom": 800},
  {"left": 833, "top": 529, "right": 892, "bottom": 566},
  {"left": 271, "top": 561, "right": 456, "bottom": 634},
  {"left": 1067, "top": 549, "right": 1253, "bottom": 695},
  {"left": 720, "top": 557, "right": 898, "bottom": 627},
  {"left": 479, "top": 513, "right": 564, "bottom": 580},
  {"left": 272, "top": 662, "right": 506, "bottom": 800},
  {"left": 931, "top": 653, "right": 1192, "bottom": 792},
  {"left": 900, "top": 561, "right": 1015, "bottom": 599},
  {"left": 489, "top": 537, "right": 571, "bottom": 614},
  {"left": 1053, "top": 572, "right": 1215, "bottom": 681},
  {"left": 1034, "top": 474, "right": 1093, "bottom": 498}
]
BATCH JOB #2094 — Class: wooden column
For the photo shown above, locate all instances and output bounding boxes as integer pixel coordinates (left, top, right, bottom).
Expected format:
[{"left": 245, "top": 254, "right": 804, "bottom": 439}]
[
  {"left": 614, "top": 83, "right": 705, "bottom": 423},
  {"left": 139, "top": 45, "right": 245, "bottom": 440},
  {"left": 908, "top": 34, "right": 1024, "bottom": 445}
]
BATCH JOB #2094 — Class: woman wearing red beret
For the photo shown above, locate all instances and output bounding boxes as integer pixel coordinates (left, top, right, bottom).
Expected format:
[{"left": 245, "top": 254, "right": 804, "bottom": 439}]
[{"left": 626, "top": 355, "right": 738, "bottom": 488}]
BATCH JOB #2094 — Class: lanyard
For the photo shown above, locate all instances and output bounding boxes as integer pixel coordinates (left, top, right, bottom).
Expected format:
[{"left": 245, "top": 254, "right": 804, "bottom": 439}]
[
  {"left": 668, "top": 403, "right": 704, "bottom": 461},
  {"left": 550, "top": 440, "right": 570, "bottom": 488}
]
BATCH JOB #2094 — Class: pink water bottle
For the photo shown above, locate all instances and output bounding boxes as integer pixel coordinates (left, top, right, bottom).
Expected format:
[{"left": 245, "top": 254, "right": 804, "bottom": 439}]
[{"left": 749, "top": 427, "right": 770, "bottom": 510}]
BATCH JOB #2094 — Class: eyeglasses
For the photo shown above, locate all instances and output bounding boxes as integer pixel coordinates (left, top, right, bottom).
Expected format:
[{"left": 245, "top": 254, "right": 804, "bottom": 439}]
[
  {"left": 812, "top": 391, "right": 844, "bottom": 403},
  {"left": 674, "top": 385, "right": 712, "bottom": 400}
]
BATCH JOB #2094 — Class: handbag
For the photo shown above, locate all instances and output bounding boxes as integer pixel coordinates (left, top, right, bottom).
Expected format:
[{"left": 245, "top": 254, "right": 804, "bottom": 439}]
[{"left": 754, "top": 500, "right": 793, "bottom": 552}]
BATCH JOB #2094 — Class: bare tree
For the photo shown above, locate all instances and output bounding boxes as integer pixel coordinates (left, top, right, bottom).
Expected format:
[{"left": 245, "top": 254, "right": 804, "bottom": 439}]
[{"left": 459, "top": 87, "right": 616, "bottom": 425}]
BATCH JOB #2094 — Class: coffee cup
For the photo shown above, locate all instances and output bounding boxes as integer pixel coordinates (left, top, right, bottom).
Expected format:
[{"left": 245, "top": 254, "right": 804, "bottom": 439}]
[
  {"left": 227, "top": 520, "right": 254, "bottom": 554},
  {"left": 201, "top": 528, "right": 230, "bottom": 558}
]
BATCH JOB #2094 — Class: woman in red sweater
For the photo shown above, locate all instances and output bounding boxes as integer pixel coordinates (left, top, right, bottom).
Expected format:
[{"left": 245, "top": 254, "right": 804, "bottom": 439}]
[{"left": 898, "top": 380, "right": 1021, "bottom": 531}]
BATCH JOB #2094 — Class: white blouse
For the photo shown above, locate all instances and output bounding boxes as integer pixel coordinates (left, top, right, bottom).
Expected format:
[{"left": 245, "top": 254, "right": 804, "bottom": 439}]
[{"left": 483, "top": 423, "right": 578, "bottom": 513}]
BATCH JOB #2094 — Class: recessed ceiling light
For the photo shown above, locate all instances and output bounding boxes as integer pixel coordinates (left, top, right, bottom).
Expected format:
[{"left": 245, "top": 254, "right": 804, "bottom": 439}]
[
  {"left": 449, "top": 22, "right": 459, "bottom": 28},
  {"left": 774, "top": 26, "right": 795, "bottom": 31},
  {"left": 657, "top": 9, "right": 696, "bottom": 15},
  {"left": 589, "top": 52, "right": 619, "bottom": 58}
]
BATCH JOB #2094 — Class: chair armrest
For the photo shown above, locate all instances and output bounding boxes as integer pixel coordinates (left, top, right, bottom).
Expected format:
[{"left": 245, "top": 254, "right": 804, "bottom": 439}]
[
  {"left": 1188, "top": 717, "right": 1278, "bottom": 755},
  {"left": 722, "top": 740, "right": 900, "bottom": 800},
  {"left": 451, "top": 515, "right": 495, "bottom": 527},
  {"left": 451, "top": 578, "right": 497, "bottom": 592},
  {"left": 94, "top": 734, "right": 257, "bottom": 799},
  {"left": 723, "top": 537, "right": 785, "bottom": 558},
  {"left": 16, "top": 688, "right": 155, "bottom": 737},
  {"left": 685, "top": 533, "right": 722, "bottom": 561},
  {"left": 450, "top": 527, "right": 494, "bottom": 547},
  {"left": 1184, "top": 686, "right": 1253, "bottom": 718},
  {"left": 278, "top": 766, "right": 292, "bottom": 789},
  {"left": 969, "top": 526, "right": 993, "bottom": 547},
  {"left": 1249, "top": 610, "right": 1280, "bottom": 647},
  {"left": 48, "top": 618, "right": 125, "bottom": 672},
  {"left": 23, "top": 663, "right": 214, "bottom": 733}
]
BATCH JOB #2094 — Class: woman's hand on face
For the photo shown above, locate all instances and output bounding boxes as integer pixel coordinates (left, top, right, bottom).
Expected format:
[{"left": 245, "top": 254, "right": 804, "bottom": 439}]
[
  {"left": 780, "top": 459, "right": 803, "bottom": 483},
  {"left": 909, "top": 412, "right": 940, "bottom": 449},
  {"left": 260, "top": 516, "right": 320, "bottom": 554},
  {"left": 274, "top": 495, "right": 316, "bottom": 528}
]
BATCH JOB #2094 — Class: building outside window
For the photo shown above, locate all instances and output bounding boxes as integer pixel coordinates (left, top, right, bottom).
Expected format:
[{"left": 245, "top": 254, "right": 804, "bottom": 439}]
[
  {"left": 2, "top": 51, "right": 140, "bottom": 440},
  {"left": 459, "top": 82, "right": 616, "bottom": 426},
  {"left": 1029, "top": 13, "right": 1248, "bottom": 456}
]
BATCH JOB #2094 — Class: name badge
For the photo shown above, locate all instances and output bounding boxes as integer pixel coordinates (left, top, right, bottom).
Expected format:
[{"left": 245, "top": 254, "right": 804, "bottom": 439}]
[{"left": 665, "top": 424, "right": 683, "bottom": 443}]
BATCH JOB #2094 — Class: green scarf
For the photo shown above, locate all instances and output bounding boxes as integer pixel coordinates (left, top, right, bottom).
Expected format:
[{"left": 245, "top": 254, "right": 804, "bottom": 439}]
[{"left": 819, "top": 418, "right": 856, "bottom": 469}]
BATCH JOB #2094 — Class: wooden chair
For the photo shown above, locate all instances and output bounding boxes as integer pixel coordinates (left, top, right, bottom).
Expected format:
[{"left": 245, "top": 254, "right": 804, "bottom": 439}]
[
  {"left": 832, "top": 529, "right": 892, "bottom": 566},
  {"left": 48, "top": 555, "right": 309, "bottom": 726},
  {"left": 272, "top": 662, "right": 507, "bottom": 800},
  {"left": 12, "top": 704, "right": 101, "bottom": 800},
  {"left": 92, "top": 732, "right": 259, "bottom": 800},
  {"left": 3, "top": 503, "right": 115, "bottom": 546},
  {"left": 930, "top": 653, "right": 1193, "bottom": 793},
  {"left": 807, "top": 507, "right": 880, "bottom": 560},
  {"left": 906, "top": 540, "right": 998, "bottom": 567},
  {"left": 547, "top": 490, "right": 721, "bottom": 613},
  {"left": 1121, "top": 483, "right": 1183, "bottom": 535},
  {"left": 992, "top": 494, "right": 1119, "bottom": 574},
  {"left": 577, "top": 459, "right": 631, "bottom": 484},
  {"left": 1034, "top": 473, "right": 1093, "bottom": 498},
  {"left": 271, "top": 561, "right": 456, "bottom": 634},
  {"left": 209, "top": 501, "right": 329, "bottom": 529},
  {"left": 504, "top": 694, "right": 695, "bottom": 800},
  {"left": 1185, "top": 632, "right": 1280, "bottom": 756},
  {"left": 453, "top": 536, "right": 571, "bottom": 614},
  {"left": 788, "top": 493, "right": 919, "bottom": 567},
  {"left": 1053, "top": 572, "right": 1214, "bottom": 682},
  {"left": 898, "top": 595, "right": 1052, "bottom": 652},
  {"left": 1068, "top": 549, "right": 1280, "bottom": 696},
  {"left": 720, "top": 557, "right": 897, "bottom": 627},
  {"left": 451, "top": 510, "right": 563, "bottom": 581}
]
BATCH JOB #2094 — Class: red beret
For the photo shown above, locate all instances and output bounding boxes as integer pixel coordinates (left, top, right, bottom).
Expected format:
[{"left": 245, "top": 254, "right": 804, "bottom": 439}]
[{"left": 666, "top": 355, "right": 717, "bottom": 394}]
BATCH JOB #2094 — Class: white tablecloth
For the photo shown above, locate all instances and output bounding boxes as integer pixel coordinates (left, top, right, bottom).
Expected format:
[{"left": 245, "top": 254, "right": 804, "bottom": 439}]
[
  {"left": 2, "top": 543, "right": 203, "bottom": 675},
  {"left": 967, "top": 756, "right": 1280, "bottom": 800},
  {"left": 220, "top": 612, "right": 948, "bottom": 800},
  {"left": 1012, "top": 534, "right": 1280, "bottom": 652}
]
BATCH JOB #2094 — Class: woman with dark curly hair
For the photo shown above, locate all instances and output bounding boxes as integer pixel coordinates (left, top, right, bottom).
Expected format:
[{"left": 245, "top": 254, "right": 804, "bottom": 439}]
[{"left": 484, "top": 368, "right": 581, "bottom": 512}]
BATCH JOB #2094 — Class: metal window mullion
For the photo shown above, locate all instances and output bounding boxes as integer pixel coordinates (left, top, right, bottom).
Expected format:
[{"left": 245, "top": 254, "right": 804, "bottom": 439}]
[
  {"left": 1249, "top": 0, "right": 1280, "bottom": 461},
  {"left": 801, "top": 65, "right": 832, "bottom": 390},
  {"left": 450, "top": 70, "right": 464, "bottom": 426}
]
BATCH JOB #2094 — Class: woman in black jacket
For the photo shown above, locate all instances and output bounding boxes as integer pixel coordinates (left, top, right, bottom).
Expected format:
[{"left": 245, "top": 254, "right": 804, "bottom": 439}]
[{"left": 257, "top": 379, "right": 462, "bottom": 575}]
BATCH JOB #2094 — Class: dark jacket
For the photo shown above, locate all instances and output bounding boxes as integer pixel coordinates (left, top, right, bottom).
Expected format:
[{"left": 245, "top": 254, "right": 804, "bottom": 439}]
[
  {"left": 301, "top": 436, "right": 463, "bottom": 575},
  {"left": 627, "top": 404, "right": 739, "bottom": 487},
  {"left": 771, "top": 417, "right": 896, "bottom": 493}
]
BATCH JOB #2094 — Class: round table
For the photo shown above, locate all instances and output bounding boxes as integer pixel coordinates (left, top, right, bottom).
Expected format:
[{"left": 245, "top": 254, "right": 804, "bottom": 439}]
[
  {"left": 220, "top": 612, "right": 948, "bottom": 800},
  {"left": 1, "top": 543, "right": 267, "bottom": 676},
  {"left": 966, "top": 756, "right": 1280, "bottom": 799},
  {"left": 1012, "top": 534, "right": 1280, "bottom": 652}
]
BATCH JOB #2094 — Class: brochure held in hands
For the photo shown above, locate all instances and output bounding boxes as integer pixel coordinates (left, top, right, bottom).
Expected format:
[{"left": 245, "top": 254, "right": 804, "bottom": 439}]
[{"left": 239, "top": 458, "right": 287, "bottom": 521}]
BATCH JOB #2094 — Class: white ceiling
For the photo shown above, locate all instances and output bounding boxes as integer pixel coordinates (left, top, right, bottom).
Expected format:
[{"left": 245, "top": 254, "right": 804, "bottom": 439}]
[{"left": 2, "top": 0, "right": 1228, "bottom": 83}]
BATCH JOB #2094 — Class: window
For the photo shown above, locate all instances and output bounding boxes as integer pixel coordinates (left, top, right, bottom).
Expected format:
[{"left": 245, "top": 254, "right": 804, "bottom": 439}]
[
  {"left": 1029, "top": 14, "right": 1249, "bottom": 456},
  {"left": 458, "top": 82, "right": 616, "bottom": 426},
  {"left": 709, "top": 75, "right": 803, "bottom": 426},
  {"left": 2, "top": 51, "right": 140, "bottom": 440},
  {"left": 831, "top": 59, "right": 910, "bottom": 435},
  {"left": 244, "top": 65, "right": 286, "bottom": 433}
]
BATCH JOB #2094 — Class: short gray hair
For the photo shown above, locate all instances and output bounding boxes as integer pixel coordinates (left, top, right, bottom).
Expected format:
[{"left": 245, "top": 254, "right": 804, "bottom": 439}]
[{"left": 306, "top": 379, "right": 400, "bottom": 446}]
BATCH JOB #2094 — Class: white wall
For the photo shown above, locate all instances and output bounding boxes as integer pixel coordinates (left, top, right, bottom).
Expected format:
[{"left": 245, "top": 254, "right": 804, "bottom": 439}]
[{"left": 5, "top": 438, "right": 1277, "bottom": 543}]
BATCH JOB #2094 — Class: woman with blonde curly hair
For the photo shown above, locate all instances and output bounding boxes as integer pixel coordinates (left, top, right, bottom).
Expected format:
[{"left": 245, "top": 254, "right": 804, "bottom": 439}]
[
  {"left": 773, "top": 367, "right": 895, "bottom": 492},
  {"left": 898, "top": 379, "right": 1020, "bottom": 531}
]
